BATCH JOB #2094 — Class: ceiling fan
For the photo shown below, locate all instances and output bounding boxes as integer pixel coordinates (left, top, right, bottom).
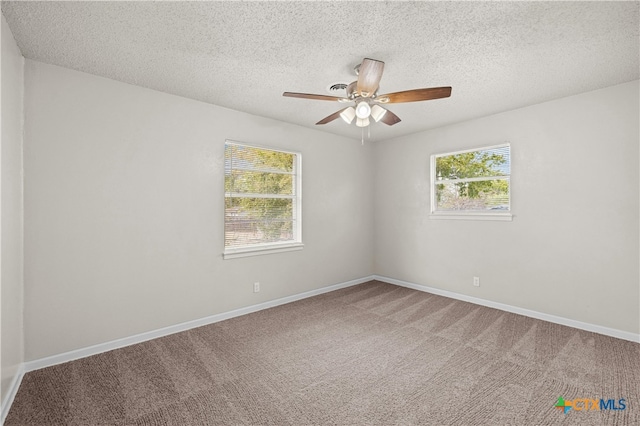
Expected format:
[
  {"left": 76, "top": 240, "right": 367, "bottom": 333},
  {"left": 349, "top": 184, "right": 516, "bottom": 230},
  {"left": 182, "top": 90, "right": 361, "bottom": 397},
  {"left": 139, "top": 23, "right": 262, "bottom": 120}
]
[{"left": 283, "top": 58, "right": 452, "bottom": 128}]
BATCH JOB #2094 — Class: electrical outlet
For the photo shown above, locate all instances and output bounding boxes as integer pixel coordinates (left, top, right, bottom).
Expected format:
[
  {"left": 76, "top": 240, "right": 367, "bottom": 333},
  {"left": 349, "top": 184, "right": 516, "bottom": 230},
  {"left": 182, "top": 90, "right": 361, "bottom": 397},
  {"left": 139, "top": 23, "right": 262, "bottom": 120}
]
[
  {"left": 253, "top": 282, "right": 260, "bottom": 293},
  {"left": 473, "top": 277, "right": 480, "bottom": 287}
]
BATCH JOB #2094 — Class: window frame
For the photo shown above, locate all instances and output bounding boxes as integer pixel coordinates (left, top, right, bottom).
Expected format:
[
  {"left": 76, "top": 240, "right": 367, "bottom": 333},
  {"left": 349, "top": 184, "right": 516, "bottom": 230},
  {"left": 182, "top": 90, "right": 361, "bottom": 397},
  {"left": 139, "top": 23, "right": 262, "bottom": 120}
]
[
  {"left": 223, "top": 140, "right": 303, "bottom": 259},
  {"left": 430, "top": 143, "right": 512, "bottom": 221}
]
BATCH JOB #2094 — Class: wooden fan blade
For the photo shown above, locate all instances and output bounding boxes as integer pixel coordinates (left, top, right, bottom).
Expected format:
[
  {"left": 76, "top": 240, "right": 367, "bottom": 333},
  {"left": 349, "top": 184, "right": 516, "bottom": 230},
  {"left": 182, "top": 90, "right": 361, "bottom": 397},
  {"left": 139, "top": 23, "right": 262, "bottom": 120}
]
[
  {"left": 380, "top": 109, "right": 401, "bottom": 126},
  {"left": 356, "top": 58, "right": 384, "bottom": 97},
  {"left": 316, "top": 108, "right": 347, "bottom": 125},
  {"left": 377, "top": 86, "right": 452, "bottom": 103},
  {"left": 283, "top": 92, "right": 347, "bottom": 102}
]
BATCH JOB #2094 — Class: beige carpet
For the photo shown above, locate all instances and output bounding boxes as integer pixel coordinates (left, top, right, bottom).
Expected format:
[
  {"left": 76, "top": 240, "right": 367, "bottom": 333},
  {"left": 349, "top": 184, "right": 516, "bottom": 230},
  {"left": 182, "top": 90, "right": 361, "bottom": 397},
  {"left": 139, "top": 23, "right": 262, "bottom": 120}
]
[{"left": 6, "top": 280, "right": 640, "bottom": 425}]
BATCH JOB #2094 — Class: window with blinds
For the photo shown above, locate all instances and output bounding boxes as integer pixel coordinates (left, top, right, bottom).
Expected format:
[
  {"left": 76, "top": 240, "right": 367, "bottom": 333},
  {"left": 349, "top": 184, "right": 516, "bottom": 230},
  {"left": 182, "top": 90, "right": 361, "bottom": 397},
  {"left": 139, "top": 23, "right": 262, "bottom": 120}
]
[
  {"left": 224, "top": 141, "right": 302, "bottom": 257},
  {"left": 431, "top": 144, "right": 511, "bottom": 218}
]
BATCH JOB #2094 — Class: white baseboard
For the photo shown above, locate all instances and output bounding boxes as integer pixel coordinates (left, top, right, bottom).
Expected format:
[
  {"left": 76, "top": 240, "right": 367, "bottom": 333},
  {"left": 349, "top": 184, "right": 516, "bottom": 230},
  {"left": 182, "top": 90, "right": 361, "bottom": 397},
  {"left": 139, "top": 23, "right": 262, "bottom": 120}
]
[
  {"left": 1, "top": 363, "right": 25, "bottom": 425},
  {"left": 24, "top": 275, "right": 375, "bottom": 373},
  {"left": 21, "top": 273, "right": 639, "bottom": 374},
  {"left": 375, "top": 275, "right": 640, "bottom": 344},
  {"left": 5, "top": 273, "right": 638, "bottom": 423}
]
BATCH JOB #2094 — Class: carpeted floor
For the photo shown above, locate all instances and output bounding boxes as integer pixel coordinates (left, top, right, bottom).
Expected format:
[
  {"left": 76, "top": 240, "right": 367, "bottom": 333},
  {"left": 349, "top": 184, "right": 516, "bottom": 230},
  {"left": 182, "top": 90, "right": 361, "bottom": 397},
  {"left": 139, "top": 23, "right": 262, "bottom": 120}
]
[{"left": 6, "top": 280, "right": 640, "bottom": 425}]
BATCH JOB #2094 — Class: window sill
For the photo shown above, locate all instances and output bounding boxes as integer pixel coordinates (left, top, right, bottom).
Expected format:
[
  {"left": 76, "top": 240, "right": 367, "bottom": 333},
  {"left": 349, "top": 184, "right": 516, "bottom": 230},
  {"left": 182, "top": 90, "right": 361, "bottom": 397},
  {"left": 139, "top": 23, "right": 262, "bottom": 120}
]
[
  {"left": 429, "top": 212, "right": 513, "bottom": 221},
  {"left": 223, "top": 242, "right": 304, "bottom": 260}
]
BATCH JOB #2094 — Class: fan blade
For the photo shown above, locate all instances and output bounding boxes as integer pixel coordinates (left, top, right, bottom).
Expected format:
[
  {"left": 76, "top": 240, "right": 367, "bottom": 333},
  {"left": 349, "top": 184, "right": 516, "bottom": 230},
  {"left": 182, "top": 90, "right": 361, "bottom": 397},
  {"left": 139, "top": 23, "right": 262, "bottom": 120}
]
[
  {"left": 282, "top": 92, "right": 350, "bottom": 102},
  {"left": 357, "top": 58, "right": 384, "bottom": 97},
  {"left": 380, "top": 109, "right": 401, "bottom": 126},
  {"left": 283, "top": 92, "right": 347, "bottom": 102},
  {"left": 316, "top": 108, "right": 348, "bottom": 125},
  {"left": 377, "top": 86, "right": 452, "bottom": 103}
]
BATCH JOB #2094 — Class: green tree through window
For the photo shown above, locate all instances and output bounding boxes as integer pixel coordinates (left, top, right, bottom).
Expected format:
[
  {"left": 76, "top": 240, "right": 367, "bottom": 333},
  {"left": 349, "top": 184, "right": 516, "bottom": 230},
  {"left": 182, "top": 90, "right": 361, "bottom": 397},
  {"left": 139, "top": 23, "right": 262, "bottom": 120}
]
[
  {"left": 224, "top": 143, "right": 300, "bottom": 249},
  {"left": 432, "top": 145, "right": 510, "bottom": 212}
]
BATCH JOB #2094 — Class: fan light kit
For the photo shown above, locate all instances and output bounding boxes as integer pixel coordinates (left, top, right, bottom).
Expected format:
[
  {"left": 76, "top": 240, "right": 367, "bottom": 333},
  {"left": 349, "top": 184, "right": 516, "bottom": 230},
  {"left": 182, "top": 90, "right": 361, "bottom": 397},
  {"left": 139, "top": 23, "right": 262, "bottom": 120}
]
[
  {"left": 371, "top": 104, "right": 387, "bottom": 122},
  {"left": 356, "top": 117, "right": 369, "bottom": 128},
  {"left": 283, "top": 58, "right": 452, "bottom": 128},
  {"left": 355, "top": 101, "right": 371, "bottom": 119},
  {"left": 339, "top": 107, "right": 355, "bottom": 124}
]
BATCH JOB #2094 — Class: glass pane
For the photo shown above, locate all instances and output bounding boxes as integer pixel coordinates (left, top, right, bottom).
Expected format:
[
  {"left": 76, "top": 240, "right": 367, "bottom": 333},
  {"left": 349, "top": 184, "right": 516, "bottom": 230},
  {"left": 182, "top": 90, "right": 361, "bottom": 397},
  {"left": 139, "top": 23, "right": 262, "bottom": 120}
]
[
  {"left": 225, "top": 144, "right": 294, "bottom": 174},
  {"left": 225, "top": 170, "right": 293, "bottom": 195},
  {"left": 436, "top": 146, "right": 510, "bottom": 180},
  {"left": 225, "top": 197, "right": 295, "bottom": 246},
  {"left": 435, "top": 179, "right": 509, "bottom": 211}
]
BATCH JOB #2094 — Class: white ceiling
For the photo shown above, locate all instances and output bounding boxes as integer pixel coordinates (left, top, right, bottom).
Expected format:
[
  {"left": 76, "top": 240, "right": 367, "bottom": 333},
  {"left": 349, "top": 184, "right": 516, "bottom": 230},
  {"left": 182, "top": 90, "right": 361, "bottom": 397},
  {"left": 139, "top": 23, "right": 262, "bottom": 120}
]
[{"left": 2, "top": 1, "right": 639, "bottom": 142}]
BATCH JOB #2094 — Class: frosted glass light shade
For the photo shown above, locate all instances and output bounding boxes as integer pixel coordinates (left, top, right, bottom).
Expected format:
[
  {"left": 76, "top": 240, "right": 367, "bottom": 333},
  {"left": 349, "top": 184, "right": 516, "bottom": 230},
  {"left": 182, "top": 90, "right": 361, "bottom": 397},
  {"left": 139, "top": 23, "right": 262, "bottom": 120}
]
[
  {"left": 371, "top": 104, "right": 387, "bottom": 122},
  {"left": 340, "top": 107, "right": 356, "bottom": 124},
  {"left": 355, "top": 101, "right": 371, "bottom": 119},
  {"left": 355, "top": 117, "right": 370, "bottom": 127}
]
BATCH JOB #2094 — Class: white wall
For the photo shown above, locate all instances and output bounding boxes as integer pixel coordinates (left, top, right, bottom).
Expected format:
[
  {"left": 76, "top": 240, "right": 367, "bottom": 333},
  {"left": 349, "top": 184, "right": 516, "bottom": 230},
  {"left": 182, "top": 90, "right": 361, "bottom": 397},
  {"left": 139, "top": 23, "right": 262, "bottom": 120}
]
[
  {"left": 17, "top": 57, "right": 640, "bottom": 363},
  {"left": 374, "top": 80, "right": 639, "bottom": 335},
  {"left": 23, "top": 60, "right": 374, "bottom": 361},
  {"left": 1, "top": 14, "right": 24, "bottom": 403}
]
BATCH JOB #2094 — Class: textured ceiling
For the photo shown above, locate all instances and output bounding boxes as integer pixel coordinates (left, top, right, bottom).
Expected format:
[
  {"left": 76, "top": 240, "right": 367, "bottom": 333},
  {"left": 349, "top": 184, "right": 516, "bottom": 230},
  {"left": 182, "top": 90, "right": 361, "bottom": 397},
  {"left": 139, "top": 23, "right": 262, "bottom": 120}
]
[{"left": 2, "top": 1, "right": 639, "bottom": 142}]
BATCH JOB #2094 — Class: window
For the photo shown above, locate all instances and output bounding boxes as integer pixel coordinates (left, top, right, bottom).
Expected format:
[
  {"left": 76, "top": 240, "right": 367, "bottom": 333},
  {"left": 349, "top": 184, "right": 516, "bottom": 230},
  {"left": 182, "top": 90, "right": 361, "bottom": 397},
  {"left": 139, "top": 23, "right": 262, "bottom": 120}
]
[
  {"left": 224, "top": 141, "right": 302, "bottom": 258},
  {"left": 430, "top": 143, "right": 511, "bottom": 221}
]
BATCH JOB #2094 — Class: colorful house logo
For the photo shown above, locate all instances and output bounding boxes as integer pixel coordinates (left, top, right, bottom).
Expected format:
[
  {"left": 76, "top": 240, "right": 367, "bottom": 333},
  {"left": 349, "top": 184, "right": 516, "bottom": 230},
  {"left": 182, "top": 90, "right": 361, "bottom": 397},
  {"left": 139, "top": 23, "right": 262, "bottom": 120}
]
[
  {"left": 555, "top": 396, "right": 627, "bottom": 414},
  {"left": 555, "top": 396, "right": 572, "bottom": 414}
]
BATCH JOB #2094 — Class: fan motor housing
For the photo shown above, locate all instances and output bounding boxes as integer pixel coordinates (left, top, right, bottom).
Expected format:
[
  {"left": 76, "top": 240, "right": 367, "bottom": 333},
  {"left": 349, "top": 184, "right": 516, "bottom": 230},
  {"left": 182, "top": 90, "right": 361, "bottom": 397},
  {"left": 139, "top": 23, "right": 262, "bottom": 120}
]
[{"left": 346, "top": 81, "right": 358, "bottom": 98}]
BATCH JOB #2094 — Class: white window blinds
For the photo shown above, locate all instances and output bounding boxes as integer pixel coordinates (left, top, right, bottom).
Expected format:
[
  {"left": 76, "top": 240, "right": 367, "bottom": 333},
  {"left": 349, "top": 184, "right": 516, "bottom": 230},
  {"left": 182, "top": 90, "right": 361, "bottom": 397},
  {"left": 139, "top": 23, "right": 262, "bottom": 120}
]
[{"left": 224, "top": 142, "right": 301, "bottom": 251}]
